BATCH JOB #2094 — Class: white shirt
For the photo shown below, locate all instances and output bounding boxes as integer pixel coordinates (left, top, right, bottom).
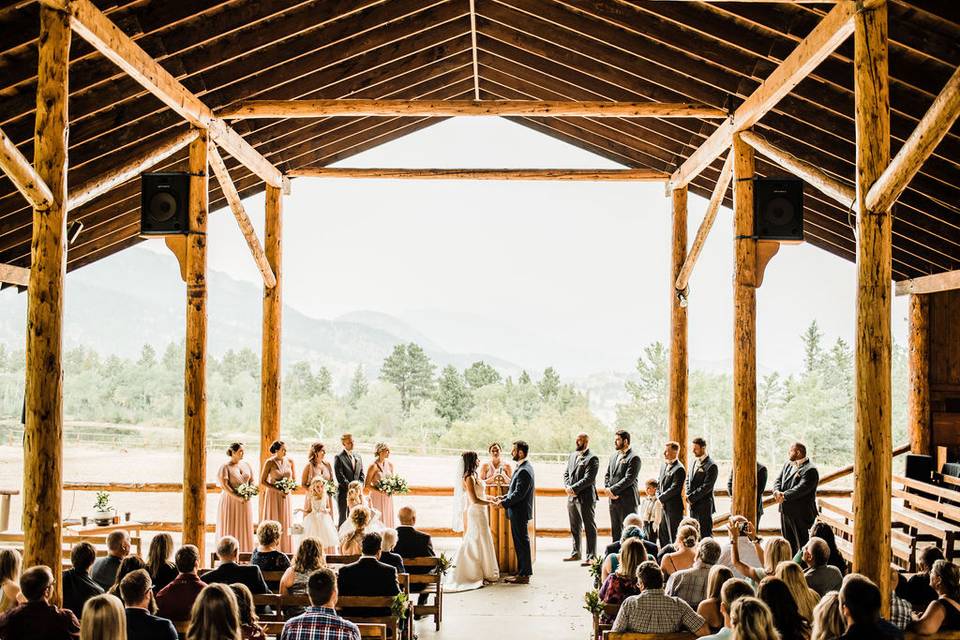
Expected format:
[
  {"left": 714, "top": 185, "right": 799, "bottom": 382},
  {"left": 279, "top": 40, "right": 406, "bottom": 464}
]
[{"left": 717, "top": 537, "right": 762, "bottom": 579}]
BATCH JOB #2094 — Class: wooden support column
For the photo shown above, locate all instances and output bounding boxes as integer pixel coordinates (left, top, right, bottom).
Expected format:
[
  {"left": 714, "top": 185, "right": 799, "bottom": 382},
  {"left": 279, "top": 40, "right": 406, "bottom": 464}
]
[
  {"left": 853, "top": 0, "right": 892, "bottom": 612},
  {"left": 907, "top": 294, "right": 930, "bottom": 455},
  {"left": 23, "top": 5, "right": 70, "bottom": 601},
  {"left": 260, "top": 185, "right": 282, "bottom": 470},
  {"left": 669, "top": 187, "right": 688, "bottom": 465},
  {"left": 731, "top": 134, "right": 758, "bottom": 526},
  {"left": 182, "top": 132, "right": 209, "bottom": 560}
]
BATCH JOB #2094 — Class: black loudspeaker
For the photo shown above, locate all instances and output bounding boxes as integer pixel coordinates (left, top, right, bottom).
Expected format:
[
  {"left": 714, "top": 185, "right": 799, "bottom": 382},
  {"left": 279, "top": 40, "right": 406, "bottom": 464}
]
[
  {"left": 905, "top": 453, "right": 934, "bottom": 484},
  {"left": 140, "top": 172, "right": 190, "bottom": 235},
  {"left": 754, "top": 177, "right": 804, "bottom": 241}
]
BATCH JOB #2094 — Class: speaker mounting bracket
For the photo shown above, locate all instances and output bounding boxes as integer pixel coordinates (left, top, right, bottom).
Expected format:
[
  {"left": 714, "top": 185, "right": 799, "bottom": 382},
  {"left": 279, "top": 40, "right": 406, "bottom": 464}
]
[
  {"left": 755, "top": 240, "right": 781, "bottom": 288},
  {"left": 164, "top": 236, "right": 188, "bottom": 283}
]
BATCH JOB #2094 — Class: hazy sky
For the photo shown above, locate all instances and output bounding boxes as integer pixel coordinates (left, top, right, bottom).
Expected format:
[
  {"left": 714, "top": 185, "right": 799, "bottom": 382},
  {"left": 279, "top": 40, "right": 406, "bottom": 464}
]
[{"left": 143, "top": 117, "right": 907, "bottom": 376}]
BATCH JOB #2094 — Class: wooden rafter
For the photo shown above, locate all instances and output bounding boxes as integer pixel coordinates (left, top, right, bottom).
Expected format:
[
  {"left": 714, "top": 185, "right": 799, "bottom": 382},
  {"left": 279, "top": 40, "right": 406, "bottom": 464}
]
[
  {"left": 866, "top": 65, "right": 960, "bottom": 213},
  {"left": 469, "top": 0, "right": 480, "bottom": 100},
  {"left": 207, "top": 144, "right": 277, "bottom": 289},
  {"left": 46, "top": 0, "right": 284, "bottom": 189},
  {"left": 0, "top": 127, "right": 53, "bottom": 210},
  {"left": 668, "top": 0, "right": 857, "bottom": 189},
  {"left": 287, "top": 167, "right": 668, "bottom": 180},
  {"left": 895, "top": 269, "right": 960, "bottom": 296},
  {"left": 0, "top": 263, "right": 29, "bottom": 287},
  {"left": 675, "top": 152, "right": 733, "bottom": 292},
  {"left": 220, "top": 99, "right": 728, "bottom": 119}
]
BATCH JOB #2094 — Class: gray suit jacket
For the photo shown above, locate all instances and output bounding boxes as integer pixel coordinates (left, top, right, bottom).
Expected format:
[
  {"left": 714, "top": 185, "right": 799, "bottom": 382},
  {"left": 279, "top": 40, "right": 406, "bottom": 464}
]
[
  {"left": 604, "top": 449, "right": 641, "bottom": 511},
  {"left": 564, "top": 449, "right": 599, "bottom": 503}
]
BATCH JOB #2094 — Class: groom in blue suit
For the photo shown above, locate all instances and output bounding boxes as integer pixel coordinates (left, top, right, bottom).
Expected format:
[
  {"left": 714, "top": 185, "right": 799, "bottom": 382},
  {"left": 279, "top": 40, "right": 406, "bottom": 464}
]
[{"left": 497, "top": 440, "right": 535, "bottom": 584}]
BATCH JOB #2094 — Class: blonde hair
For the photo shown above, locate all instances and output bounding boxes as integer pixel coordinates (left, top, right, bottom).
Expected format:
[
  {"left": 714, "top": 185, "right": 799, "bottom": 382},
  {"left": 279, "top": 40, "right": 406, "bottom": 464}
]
[
  {"left": 256, "top": 520, "right": 282, "bottom": 548},
  {"left": 341, "top": 507, "right": 370, "bottom": 553},
  {"left": 776, "top": 561, "right": 819, "bottom": 621},
  {"left": 762, "top": 538, "right": 792, "bottom": 575},
  {"left": 309, "top": 477, "right": 327, "bottom": 496},
  {"left": 187, "top": 584, "right": 241, "bottom": 640},
  {"left": 0, "top": 548, "right": 22, "bottom": 583},
  {"left": 375, "top": 442, "right": 390, "bottom": 457},
  {"left": 617, "top": 538, "right": 646, "bottom": 579},
  {"left": 146, "top": 533, "right": 174, "bottom": 577},
  {"left": 731, "top": 597, "right": 781, "bottom": 640},
  {"left": 811, "top": 591, "right": 844, "bottom": 640},
  {"left": 707, "top": 564, "right": 735, "bottom": 602},
  {"left": 346, "top": 481, "right": 364, "bottom": 508},
  {"left": 81, "top": 594, "right": 126, "bottom": 640},
  {"left": 293, "top": 538, "right": 325, "bottom": 574},
  {"left": 676, "top": 525, "right": 699, "bottom": 548}
]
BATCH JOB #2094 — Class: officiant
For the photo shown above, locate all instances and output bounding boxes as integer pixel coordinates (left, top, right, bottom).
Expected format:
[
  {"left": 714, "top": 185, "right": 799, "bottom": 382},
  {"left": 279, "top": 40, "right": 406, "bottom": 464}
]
[
  {"left": 563, "top": 432, "right": 599, "bottom": 564},
  {"left": 334, "top": 433, "right": 364, "bottom": 527}
]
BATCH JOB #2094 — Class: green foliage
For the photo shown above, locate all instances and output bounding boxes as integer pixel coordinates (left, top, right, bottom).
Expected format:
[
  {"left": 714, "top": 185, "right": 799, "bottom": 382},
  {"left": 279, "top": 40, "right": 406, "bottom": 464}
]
[
  {"left": 348, "top": 366, "right": 368, "bottom": 408},
  {"left": 435, "top": 366, "right": 473, "bottom": 424},
  {"left": 538, "top": 367, "right": 561, "bottom": 400},
  {"left": 379, "top": 343, "right": 436, "bottom": 416},
  {"left": 464, "top": 361, "right": 501, "bottom": 389}
]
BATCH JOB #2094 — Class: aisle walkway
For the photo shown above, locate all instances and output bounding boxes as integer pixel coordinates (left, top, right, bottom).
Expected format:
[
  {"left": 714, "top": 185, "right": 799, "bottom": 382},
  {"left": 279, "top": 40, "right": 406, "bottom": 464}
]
[{"left": 414, "top": 540, "right": 593, "bottom": 640}]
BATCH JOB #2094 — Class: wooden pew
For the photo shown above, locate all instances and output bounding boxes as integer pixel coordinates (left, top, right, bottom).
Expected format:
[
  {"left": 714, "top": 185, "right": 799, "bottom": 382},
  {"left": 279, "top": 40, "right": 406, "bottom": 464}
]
[
  {"left": 602, "top": 633, "right": 696, "bottom": 640},
  {"left": 404, "top": 556, "right": 443, "bottom": 631},
  {"left": 0, "top": 532, "right": 143, "bottom": 557},
  {"left": 261, "top": 620, "right": 387, "bottom": 639},
  {"left": 904, "top": 633, "right": 960, "bottom": 640},
  {"left": 818, "top": 499, "right": 917, "bottom": 570},
  {"left": 591, "top": 603, "right": 621, "bottom": 640},
  {"left": 336, "top": 595, "right": 409, "bottom": 640},
  {"left": 893, "top": 475, "right": 960, "bottom": 559}
]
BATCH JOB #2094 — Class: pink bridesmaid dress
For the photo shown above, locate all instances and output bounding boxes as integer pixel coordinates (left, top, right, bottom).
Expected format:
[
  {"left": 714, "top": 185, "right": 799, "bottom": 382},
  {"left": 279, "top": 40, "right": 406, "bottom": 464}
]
[
  {"left": 260, "top": 457, "right": 294, "bottom": 553},
  {"left": 217, "top": 461, "right": 255, "bottom": 552},
  {"left": 367, "top": 460, "right": 396, "bottom": 528}
]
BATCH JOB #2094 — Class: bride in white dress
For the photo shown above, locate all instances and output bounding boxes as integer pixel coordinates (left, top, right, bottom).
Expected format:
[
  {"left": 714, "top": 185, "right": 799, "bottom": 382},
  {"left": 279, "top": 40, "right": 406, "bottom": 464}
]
[{"left": 446, "top": 451, "right": 500, "bottom": 592}]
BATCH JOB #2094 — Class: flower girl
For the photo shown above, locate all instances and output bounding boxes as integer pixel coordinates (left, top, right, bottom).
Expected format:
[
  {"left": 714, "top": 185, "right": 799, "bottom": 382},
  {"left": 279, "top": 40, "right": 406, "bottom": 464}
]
[{"left": 302, "top": 478, "right": 339, "bottom": 553}]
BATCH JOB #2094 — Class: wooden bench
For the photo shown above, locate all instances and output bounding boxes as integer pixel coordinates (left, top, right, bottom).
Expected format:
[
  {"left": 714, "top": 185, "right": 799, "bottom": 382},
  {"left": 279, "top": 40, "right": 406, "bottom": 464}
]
[
  {"left": 602, "top": 632, "right": 696, "bottom": 640},
  {"left": 404, "top": 556, "right": 443, "bottom": 631},
  {"left": 0, "top": 532, "right": 143, "bottom": 558},
  {"left": 211, "top": 550, "right": 294, "bottom": 567},
  {"left": 261, "top": 620, "right": 387, "bottom": 639},
  {"left": 904, "top": 633, "right": 960, "bottom": 640},
  {"left": 818, "top": 499, "right": 917, "bottom": 570},
  {"left": 591, "top": 603, "right": 621, "bottom": 640},
  {"left": 893, "top": 476, "right": 960, "bottom": 560}
]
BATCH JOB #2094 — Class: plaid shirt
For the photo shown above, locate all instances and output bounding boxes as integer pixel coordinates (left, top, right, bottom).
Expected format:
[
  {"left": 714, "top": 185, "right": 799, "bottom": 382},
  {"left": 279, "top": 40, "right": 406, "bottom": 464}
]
[
  {"left": 280, "top": 607, "right": 360, "bottom": 640},
  {"left": 665, "top": 562, "right": 712, "bottom": 609},
  {"left": 889, "top": 592, "right": 913, "bottom": 630},
  {"left": 612, "top": 589, "right": 706, "bottom": 634}
]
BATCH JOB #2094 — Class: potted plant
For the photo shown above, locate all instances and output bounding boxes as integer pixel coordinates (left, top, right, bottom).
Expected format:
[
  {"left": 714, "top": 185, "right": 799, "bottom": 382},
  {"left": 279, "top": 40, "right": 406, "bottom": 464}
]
[{"left": 92, "top": 491, "right": 113, "bottom": 525}]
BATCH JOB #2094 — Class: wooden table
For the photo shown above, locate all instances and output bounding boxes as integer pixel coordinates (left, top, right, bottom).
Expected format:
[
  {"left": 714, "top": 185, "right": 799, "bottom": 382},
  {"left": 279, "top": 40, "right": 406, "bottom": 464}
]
[{"left": 65, "top": 520, "right": 144, "bottom": 538}]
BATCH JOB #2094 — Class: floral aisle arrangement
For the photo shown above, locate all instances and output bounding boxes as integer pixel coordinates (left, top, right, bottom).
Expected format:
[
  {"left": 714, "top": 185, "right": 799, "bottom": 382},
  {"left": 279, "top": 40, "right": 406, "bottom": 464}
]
[
  {"left": 236, "top": 483, "right": 259, "bottom": 501},
  {"left": 583, "top": 589, "right": 603, "bottom": 616},
  {"left": 374, "top": 475, "right": 409, "bottom": 496},
  {"left": 436, "top": 552, "right": 454, "bottom": 576},
  {"left": 588, "top": 555, "right": 604, "bottom": 589},
  {"left": 324, "top": 479, "right": 338, "bottom": 497},
  {"left": 274, "top": 478, "right": 298, "bottom": 494}
]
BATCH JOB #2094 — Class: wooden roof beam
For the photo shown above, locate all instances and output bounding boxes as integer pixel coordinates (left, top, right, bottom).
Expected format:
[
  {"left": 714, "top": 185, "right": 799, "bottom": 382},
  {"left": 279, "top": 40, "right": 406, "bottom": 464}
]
[
  {"left": 207, "top": 144, "right": 277, "bottom": 289},
  {"left": 668, "top": 0, "right": 857, "bottom": 190},
  {"left": 739, "top": 130, "right": 855, "bottom": 209},
  {"left": 47, "top": 0, "right": 284, "bottom": 190},
  {"left": 469, "top": 0, "right": 480, "bottom": 100},
  {"left": 866, "top": 65, "right": 960, "bottom": 213},
  {"left": 0, "top": 263, "right": 29, "bottom": 287},
  {"left": 675, "top": 152, "right": 733, "bottom": 292},
  {"left": 0, "top": 126, "right": 53, "bottom": 210},
  {"left": 895, "top": 270, "right": 960, "bottom": 296},
  {"left": 287, "top": 167, "right": 668, "bottom": 181},
  {"left": 220, "top": 99, "right": 728, "bottom": 119}
]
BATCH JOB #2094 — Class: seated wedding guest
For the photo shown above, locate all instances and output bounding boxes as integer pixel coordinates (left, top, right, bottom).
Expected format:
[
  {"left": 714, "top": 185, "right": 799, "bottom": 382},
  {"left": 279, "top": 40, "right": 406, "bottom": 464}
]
[
  {"left": 729, "top": 596, "right": 780, "bottom": 640},
  {"left": 794, "top": 522, "right": 846, "bottom": 574},
  {"left": 660, "top": 525, "right": 699, "bottom": 577},
  {"left": 638, "top": 479, "right": 664, "bottom": 545},
  {"left": 599, "top": 538, "right": 645, "bottom": 624},
  {"left": 120, "top": 570, "right": 177, "bottom": 640},
  {"left": 91, "top": 531, "right": 131, "bottom": 591},
  {"left": 280, "top": 568, "right": 360, "bottom": 640},
  {"left": 697, "top": 564, "right": 735, "bottom": 633},
  {"left": 603, "top": 518, "right": 658, "bottom": 564},
  {"left": 667, "top": 538, "right": 722, "bottom": 609},
  {"left": 601, "top": 526, "right": 647, "bottom": 584},
  {"left": 108, "top": 556, "right": 148, "bottom": 599},
  {"left": 62, "top": 542, "right": 103, "bottom": 619},
  {"left": 658, "top": 517, "right": 701, "bottom": 563},
  {"left": 251, "top": 521, "right": 291, "bottom": 573},
  {"left": 719, "top": 517, "right": 762, "bottom": 579},
  {"left": 908, "top": 559, "right": 960, "bottom": 635},
  {"left": 811, "top": 591, "right": 844, "bottom": 640},
  {"left": 729, "top": 521, "right": 792, "bottom": 585},
  {"left": 186, "top": 584, "right": 240, "bottom": 640},
  {"left": 156, "top": 545, "right": 207, "bottom": 623},
  {"left": 202, "top": 536, "right": 269, "bottom": 595},
  {"left": 897, "top": 545, "right": 943, "bottom": 613},
  {"left": 888, "top": 567, "right": 914, "bottom": 631},
  {"left": 339, "top": 507, "right": 371, "bottom": 556},
  {"left": 337, "top": 533, "right": 400, "bottom": 619},
  {"left": 229, "top": 584, "right": 266, "bottom": 640},
  {"left": 611, "top": 561, "right": 708, "bottom": 636},
  {"left": 702, "top": 578, "right": 755, "bottom": 640},
  {"left": 280, "top": 538, "right": 325, "bottom": 617},
  {"left": 803, "top": 537, "right": 843, "bottom": 597},
  {"left": 758, "top": 577, "right": 811, "bottom": 640},
  {"left": 839, "top": 573, "right": 903, "bottom": 640},
  {"left": 146, "top": 534, "right": 178, "bottom": 594},
  {"left": 80, "top": 593, "right": 125, "bottom": 640},
  {"left": 379, "top": 528, "right": 405, "bottom": 575},
  {"left": 394, "top": 506, "right": 435, "bottom": 608},
  {"left": 0, "top": 548, "right": 23, "bottom": 614},
  {"left": 0, "top": 565, "right": 80, "bottom": 639},
  {"left": 777, "top": 560, "right": 820, "bottom": 622}
]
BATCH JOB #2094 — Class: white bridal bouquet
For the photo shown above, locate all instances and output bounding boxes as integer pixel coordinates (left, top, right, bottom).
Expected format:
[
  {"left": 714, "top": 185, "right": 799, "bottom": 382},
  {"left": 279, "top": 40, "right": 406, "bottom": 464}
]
[
  {"left": 375, "top": 475, "right": 409, "bottom": 496},
  {"left": 274, "top": 478, "right": 298, "bottom": 494},
  {"left": 236, "top": 483, "right": 258, "bottom": 501}
]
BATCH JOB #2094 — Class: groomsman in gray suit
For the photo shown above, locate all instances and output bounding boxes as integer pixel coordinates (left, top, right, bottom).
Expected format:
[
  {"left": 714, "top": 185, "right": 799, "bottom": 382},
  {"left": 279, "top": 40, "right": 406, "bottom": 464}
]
[
  {"left": 563, "top": 432, "right": 599, "bottom": 564},
  {"left": 657, "top": 441, "right": 686, "bottom": 544},
  {"left": 334, "top": 433, "right": 364, "bottom": 527},
  {"left": 603, "top": 430, "right": 641, "bottom": 542}
]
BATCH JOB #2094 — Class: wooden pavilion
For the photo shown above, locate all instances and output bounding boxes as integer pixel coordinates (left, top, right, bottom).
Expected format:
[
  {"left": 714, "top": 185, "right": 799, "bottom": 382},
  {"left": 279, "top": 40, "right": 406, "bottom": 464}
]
[{"left": 0, "top": 0, "right": 958, "bottom": 614}]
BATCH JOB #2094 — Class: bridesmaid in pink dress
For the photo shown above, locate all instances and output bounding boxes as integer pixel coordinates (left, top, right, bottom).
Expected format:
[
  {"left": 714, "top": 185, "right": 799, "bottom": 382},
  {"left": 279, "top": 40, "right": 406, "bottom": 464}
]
[
  {"left": 364, "top": 442, "right": 396, "bottom": 528},
  {"left": 259, "top": 440, "right": 296, "bottom": 553},
  {"left": 217, "top": 442, "right": 256, "bottom": 552},
  {"left": 301, "top": 442, "right": 334, "bottom": 488}
]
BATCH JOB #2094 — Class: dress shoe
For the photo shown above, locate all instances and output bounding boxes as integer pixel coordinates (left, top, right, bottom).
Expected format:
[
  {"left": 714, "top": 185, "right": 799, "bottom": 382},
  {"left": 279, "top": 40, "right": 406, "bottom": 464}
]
[
  {"left": 580, "top": 559, "right": 593, "bottom": 567},
  {"left": 562, "top": 553, "right": 582, "bottom": 562},
  {"left": 505, "top": 575, "right": 530, "bottom": 584}
]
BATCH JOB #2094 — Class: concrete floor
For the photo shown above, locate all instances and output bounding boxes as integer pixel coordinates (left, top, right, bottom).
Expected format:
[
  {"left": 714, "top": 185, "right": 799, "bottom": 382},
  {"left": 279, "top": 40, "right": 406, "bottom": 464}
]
[{"left": 413, "top": 539, "right": 593, "bottom": 640}]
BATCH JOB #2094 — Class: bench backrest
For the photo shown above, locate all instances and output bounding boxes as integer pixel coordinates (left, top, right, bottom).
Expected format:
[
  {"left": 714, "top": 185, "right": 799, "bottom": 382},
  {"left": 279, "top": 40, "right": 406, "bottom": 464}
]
[{"left": 602, "top": 633, "right": 696, "bottom": 640}]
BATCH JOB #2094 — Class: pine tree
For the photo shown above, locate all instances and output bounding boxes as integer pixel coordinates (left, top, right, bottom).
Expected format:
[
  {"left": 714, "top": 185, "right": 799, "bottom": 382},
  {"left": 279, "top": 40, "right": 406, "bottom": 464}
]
[
  {"left": 518, "top": 370, "right": 532, "bottom": 385},
  {"left": 315, "top": 366, "right": 333, "bottom": 396},
  {"left": 137, "top": 344, "right": 157, "bottom": 368},
  {"left": 379, "top": 343, "right": 436, "bottom": 415},
  {"left": 538, "top": 367, "right": 561, "bottom": 400},
  {"left": 435, "top": 365, "right": 473, "bottom": 424},
  {"left": 348, "top": 366, "right": 368, "bottom": 408},
  {"left": 464, "top": 361, "right": 502, "bottom": 389},
  {"left": 802, "top": 320, "right": 825, "bottom": 373}
]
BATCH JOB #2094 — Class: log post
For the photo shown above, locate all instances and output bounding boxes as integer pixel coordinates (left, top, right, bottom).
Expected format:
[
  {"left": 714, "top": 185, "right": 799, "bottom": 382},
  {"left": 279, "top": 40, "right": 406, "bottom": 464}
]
[
  {"left": 260, "top": 185, "right": 283, "bottom": 469},
  {"left": 731, "top": 133, "right": 758, "bottom": 526},
  {"left": 23, "top": 5, "right": 70, "bottom": 600},
  {"left": 669, "top": 187, "right": 688, "bottom": 466},
  {"left": 853, "top": 0, "right": 892, "bottom": 613},
  {"left": 182, "top": 132, "right": 209, "bottom": 561},
  {"left": 907, "top": 294, "right": 930, "bottom": 455}
]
